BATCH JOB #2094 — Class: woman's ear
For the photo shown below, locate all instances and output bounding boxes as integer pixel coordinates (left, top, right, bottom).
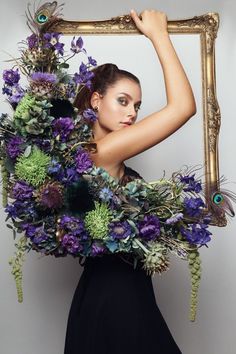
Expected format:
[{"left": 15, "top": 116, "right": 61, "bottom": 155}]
[{"left": 90, "top": 91, "right": 102, "bottom": 109}]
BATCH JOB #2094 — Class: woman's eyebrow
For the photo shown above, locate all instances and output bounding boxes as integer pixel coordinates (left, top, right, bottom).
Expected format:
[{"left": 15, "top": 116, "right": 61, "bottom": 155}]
[{"left": 118, "top": 92, "right": 142, "bottom": 105}]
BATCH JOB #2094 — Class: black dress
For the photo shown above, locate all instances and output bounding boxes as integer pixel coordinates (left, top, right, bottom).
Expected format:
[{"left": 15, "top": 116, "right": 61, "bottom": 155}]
[{"left": 64, "top": 165, "right": 182, "bottom": 354}]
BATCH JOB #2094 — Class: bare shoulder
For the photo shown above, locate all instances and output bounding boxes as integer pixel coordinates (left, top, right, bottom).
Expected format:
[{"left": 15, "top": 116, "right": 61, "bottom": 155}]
[{"left": 91, "top": 104, "right": 196, "bottom": 165}]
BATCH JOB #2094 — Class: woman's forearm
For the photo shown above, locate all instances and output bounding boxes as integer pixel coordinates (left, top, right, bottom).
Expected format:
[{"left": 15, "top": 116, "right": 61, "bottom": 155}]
[{"left": 151, "top": 33, "right": 197, "bottom": 114}]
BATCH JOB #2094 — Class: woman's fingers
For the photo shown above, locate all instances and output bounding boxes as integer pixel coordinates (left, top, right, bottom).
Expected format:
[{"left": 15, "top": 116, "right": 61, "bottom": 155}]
[{"left": 130, "top": 9, "right": 168, "bottom": 40}]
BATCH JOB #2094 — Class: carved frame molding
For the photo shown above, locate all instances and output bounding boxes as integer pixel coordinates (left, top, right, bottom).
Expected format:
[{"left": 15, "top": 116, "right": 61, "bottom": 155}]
[{"left": 48, "top": 13, "right": 225, "bottom": 226}]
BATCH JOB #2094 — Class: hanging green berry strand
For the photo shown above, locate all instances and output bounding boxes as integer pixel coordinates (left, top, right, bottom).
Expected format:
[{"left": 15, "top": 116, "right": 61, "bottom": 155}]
[
  {"left": 9, "top": 236, "right": 28, "bottom": 303},
  {"left": 0, "top": 159, "right": 9, "bottom": 207},
  {"left": 187, "top": 248, "right": 202, "bottom": 321}
]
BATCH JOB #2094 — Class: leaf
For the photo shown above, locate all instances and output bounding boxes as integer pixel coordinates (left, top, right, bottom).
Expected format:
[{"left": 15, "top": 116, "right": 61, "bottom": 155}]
[
  {"left": 59, "top": 62, "right": 69, "bottom": 69},
  {"left": 23, "top": 145, "right": 32, "bottom": 157}
]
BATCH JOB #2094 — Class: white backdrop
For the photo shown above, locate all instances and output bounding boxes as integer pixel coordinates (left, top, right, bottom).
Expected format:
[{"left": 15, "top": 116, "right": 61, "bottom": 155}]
[{"left": 0, "top": 1, "right": 236, "bottom": 353}]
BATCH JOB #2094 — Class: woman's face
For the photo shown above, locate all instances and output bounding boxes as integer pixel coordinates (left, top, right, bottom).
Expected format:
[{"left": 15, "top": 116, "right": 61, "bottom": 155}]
[{"left": 90, "top": 78, "right": 142, "bottom": 140}]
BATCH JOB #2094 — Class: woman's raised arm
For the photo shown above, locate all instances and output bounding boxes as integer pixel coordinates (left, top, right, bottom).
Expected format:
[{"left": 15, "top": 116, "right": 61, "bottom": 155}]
[{"left": 92, "top": 10, "right": 197, "bottom": 166}]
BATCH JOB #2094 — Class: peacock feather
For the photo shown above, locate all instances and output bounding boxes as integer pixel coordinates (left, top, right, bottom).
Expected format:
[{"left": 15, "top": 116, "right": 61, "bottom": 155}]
[
  {"left": 209, "top": 175, "right": 236, "bottom": 219},
  {"left": 26, "top": 1, "right": 64, "bottom": 34}
]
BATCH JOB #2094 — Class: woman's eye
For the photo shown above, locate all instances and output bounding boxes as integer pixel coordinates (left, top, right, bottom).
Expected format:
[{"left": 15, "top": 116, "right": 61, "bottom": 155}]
[{"left": 118, "top": 98, "right": 127, "bottom": 105}]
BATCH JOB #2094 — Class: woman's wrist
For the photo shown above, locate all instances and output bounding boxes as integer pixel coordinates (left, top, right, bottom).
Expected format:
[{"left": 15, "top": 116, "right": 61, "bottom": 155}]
[{"left": 149, "top": 31, "right": 170, "bottom": 43}]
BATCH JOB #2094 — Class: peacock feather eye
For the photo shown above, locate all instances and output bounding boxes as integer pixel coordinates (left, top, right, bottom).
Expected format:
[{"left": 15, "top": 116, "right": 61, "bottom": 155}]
[
  {"left": 36, "top": 12, "right": 49, "bottom": 24},
  {"left": 213, "top": 192, "right": 224, "bottom": 205}
]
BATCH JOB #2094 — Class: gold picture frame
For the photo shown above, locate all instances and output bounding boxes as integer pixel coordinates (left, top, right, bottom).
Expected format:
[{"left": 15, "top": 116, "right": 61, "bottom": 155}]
[{"left": 48, "top": 13, "right": 225, "bottom": 226}]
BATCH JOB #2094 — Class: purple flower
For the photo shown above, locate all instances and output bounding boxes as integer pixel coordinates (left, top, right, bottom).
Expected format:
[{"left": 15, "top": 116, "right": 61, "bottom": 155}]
[
  {"left": 30, "top": 72, "right": 57, "bottom": 83},
  {"left": 183, "top": 196, "right": 205, "bottom": 217},
  {"left": 43, "top": 32, "right": 64, "bottom": 55},
  {"left": 179, "top": 173, "right": 202, "bottom": 193},
  {"left": 75, "top": 147, "right": 93, "bottom": 174},
  {"left": 109, "top": 220, "right": 132, "bottom": 240},
  {"left": 23, "top": 224, "right": 48, "bottom": 244},
  {"left": 91, "top": 242, "right": 106, "bottom": 256},
  {"left": 48, "top": 159, "right": 63, "bottom": 175},
  {"left": 62, "top": 167, "right": 80, "bottom": 185},
  {"left": 11, "top": 181, "right": 34, "bottom": 201},
  {"left": 82, "top": 108, "right": 97, "bottom": 123},
  {"left": 180, "top": 223, "right": 212, "bottom": 246},
  {"left": 5, "top": 200, "right": 37, "bottom": 220},
  {"left": 62, "top": 234, "right": 82, "bottom": 254},
  {"left": 2, "top": 83, "right": 25, "bottom": 104},
  {"left": 58, "top": 215, "right": 88, "bottom": 240},
  {"left": 138, "top": 214, "right": 160, "bottom": 241},
  {"left": 73, "top": 62, "right": 94, "bottom": 87},
  {"left": 6, "top": 136, "right": 24, "bottom": 159},
  {"left": 88, "top": 56, "right": 97, "bottom": 66},
  {"left": 26, "top": 33, "right": 39, "bottom": 49},
  {"left": 8, "top": 84, "right": 25, "bottom": 103},
  {"left": 32, "top": 137, "right": 51, "bottom": 152},
  {"left": 52, "top": 117, "right": 75, "bottom": 142},
  {"left": 166, "top": 212, "right": 184, "bottom": 225},
  {"left": 3, "top": 69, "right": 20, "bottom": 86},
  {"left": 70, "top": 36, "right": 86, "bottom": 54}
]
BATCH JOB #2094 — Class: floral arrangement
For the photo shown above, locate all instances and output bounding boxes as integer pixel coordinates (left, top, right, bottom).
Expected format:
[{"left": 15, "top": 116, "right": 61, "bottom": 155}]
[{"left": 1, "top": 2, "right": 235, "bottom": 322}]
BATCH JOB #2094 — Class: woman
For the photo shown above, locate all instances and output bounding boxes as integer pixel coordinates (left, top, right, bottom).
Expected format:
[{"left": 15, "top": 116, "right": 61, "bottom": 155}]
[{"left": 64, "top": 9, "right": 196, "bottom": 354}]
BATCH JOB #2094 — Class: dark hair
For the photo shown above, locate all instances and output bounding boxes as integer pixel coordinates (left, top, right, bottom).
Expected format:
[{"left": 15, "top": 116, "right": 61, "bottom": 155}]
[{"left": 73, "top": 63, "right": 140, "bottom": 114}]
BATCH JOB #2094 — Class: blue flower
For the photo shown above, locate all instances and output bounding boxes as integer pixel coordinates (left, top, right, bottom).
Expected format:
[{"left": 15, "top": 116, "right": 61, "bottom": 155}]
[
  {"left": 109, "top": 221, "right": 132, "bottom": 240},
  {"left": 183, "top": 196, "right": 205, "bottom": 217},
  {"left": 179, "top": 173, "right": 202, "bottom": 193},
  {"left": 82, "top": 108, "right": 97, "bottom": 123},
  {"left": 3, "top": 69, "right": 20, "bottom": 86},
  {"left": 99, "top": 187, "right": 113, "bottom": 202},
  {"left": 70, "top": 36, "right": 86, "bottom": 54},
  {"left": 180, "top": 223, "right": 212, "bottom": 246},
  {"left": 138, "top": 214, "right": 160, "bottom": 241}
]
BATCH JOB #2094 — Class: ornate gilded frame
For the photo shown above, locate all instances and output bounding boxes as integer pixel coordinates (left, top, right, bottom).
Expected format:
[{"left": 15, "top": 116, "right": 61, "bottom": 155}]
[{"left": 48, "top": 13, "right": 224, "bottom": 226}]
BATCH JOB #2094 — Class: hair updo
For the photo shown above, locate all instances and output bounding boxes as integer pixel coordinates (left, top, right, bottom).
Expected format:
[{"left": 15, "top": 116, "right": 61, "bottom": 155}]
[{"left": 73, "top": 63, "right": 140, "bottom": 114}]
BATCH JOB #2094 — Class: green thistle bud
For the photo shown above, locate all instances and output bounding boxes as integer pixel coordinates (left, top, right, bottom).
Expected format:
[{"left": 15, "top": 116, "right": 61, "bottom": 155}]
[
  {"left": 84, "top": 201, "right": 113, "bottom": 239},
  {"left": 15, "top": 146, "right": 50, "bottom": 187},
  {"left": 142, "top": 241, "right": 170, "bottom": 276}
]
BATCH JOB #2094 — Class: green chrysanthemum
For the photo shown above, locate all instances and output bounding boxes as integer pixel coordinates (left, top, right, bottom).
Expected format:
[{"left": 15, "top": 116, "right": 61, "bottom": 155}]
[
  {"left": 15, "top": 146, "right": 51, "bottom": 187},
  {"left": 141, "top": 240, "right": 170, "bottom": 276},
  {"left": 84, "top": 201, "right": 113, "bottom": 239},
  {"left": 187, "top": 249, "right": 201, "bottom": 322}
]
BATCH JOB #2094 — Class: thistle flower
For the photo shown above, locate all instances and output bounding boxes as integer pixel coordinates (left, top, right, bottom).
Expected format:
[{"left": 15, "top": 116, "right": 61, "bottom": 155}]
[
  {"left": 35, "top": 181, "right": 64, "bottom": 209},
  {"left": 142, "top": 241, "right": 170, "bottom": 276},
  {"left": 15, "top": 147, "right": 51, "bottom": 187},
  {"left": 29, "top": 72, "right": 57, "bottom": 98},
  {"left": 84, "top": 201, "right": 112, "bottom": 239}
]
